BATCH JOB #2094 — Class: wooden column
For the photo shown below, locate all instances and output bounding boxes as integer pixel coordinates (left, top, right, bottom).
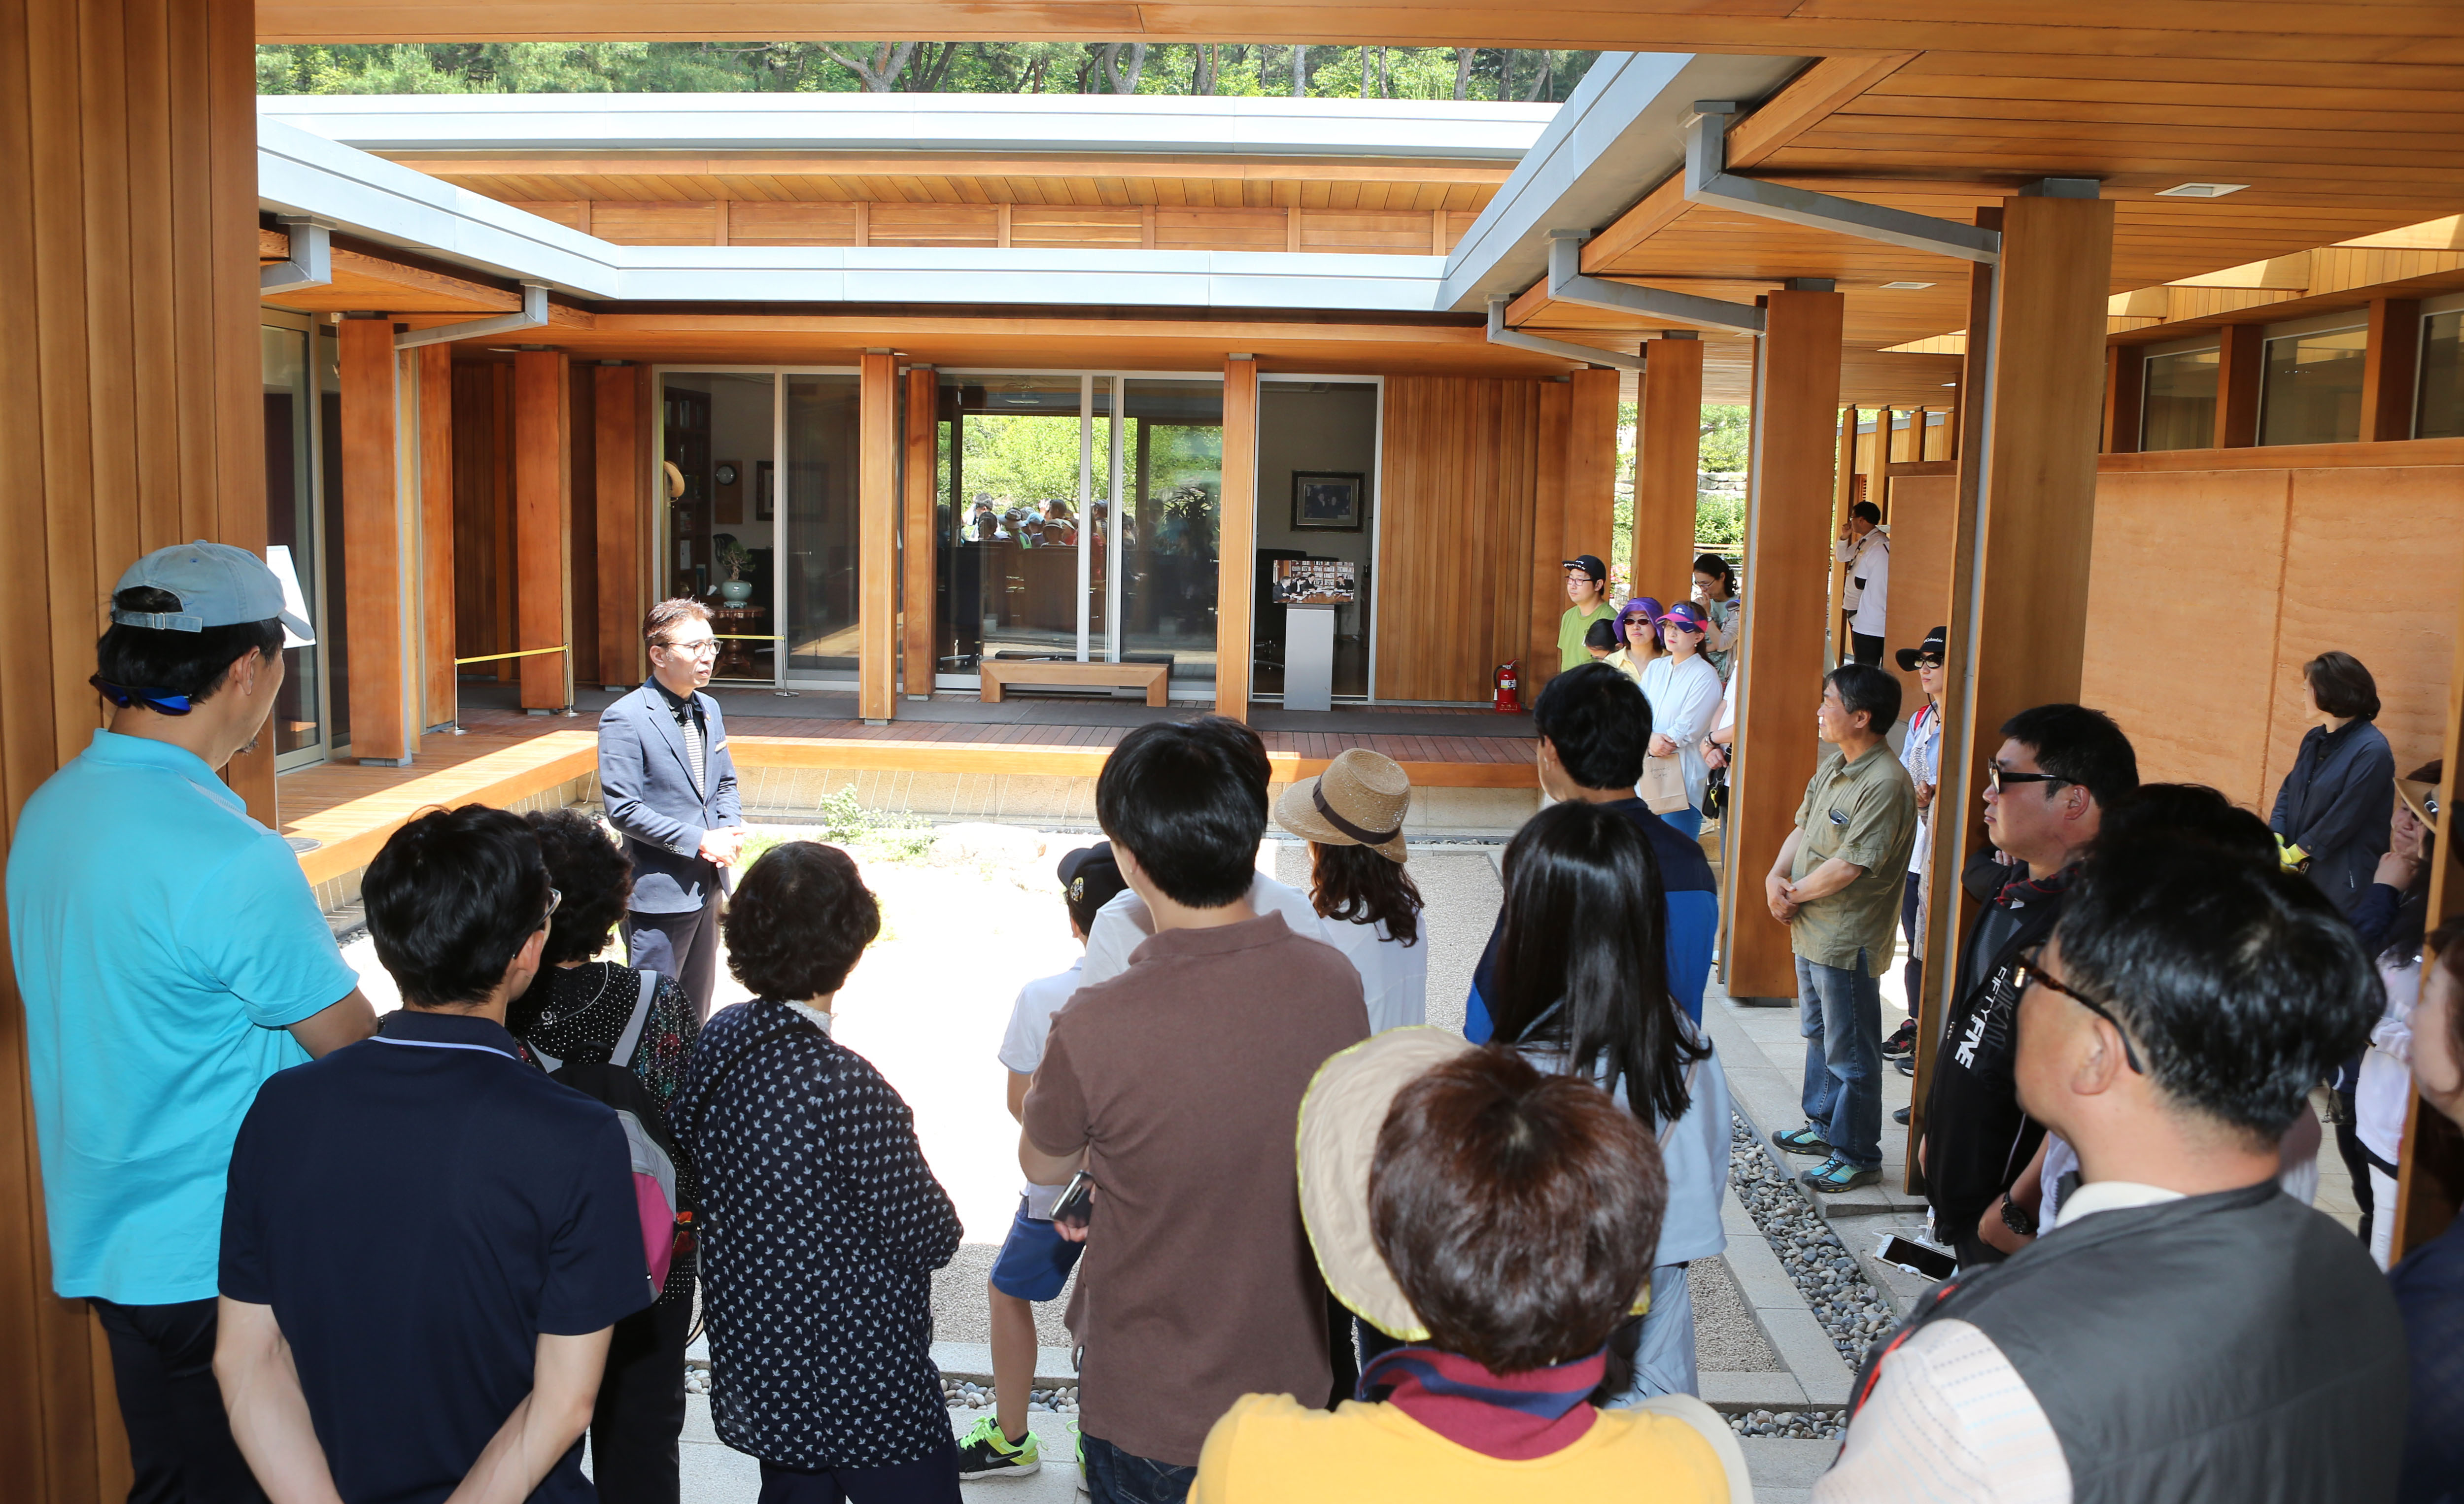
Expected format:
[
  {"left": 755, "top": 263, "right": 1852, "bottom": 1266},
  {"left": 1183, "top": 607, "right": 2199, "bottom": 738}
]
[
  {"left": 1527, "top": 380, "right": 1571, "bottom": 695},
  {"left": 1215, "top": 356, "right": 1261, "bottom": 720},
  {"left": 2396, "top": 570, "right": 2464, "bottom": 1257},
  {"left": 2361, "top": 298, "right": 2423, "bottom": 443},
  {"left": 339, "top": 319, "right": 409, "bottom": 762},
  {"left": 512, "top": 350, "right": 572, "bottom": 712},
  {"left": 593, "top": 363, "right": 643, "bottom": 690},
  {"left": 2, "top": 0, "right": 263, "bottom": 1494},
  {"left": 1633, "top": 336, "right": 1703, "bottom": 603},
  {"left": 2215, "top": 322, "right": 2265, "bottom": 448},
  {"left": 858, "top": 350, "right": 898, "bottom": 722},
  {"left": 1722, "top": 288, "right": 1845, "bottom": 999},
  {"left": 2103, "top": 342, "right": 2144, "bottom": 453},
  {"left": 1876, "top": 407, "right": 1898, "bottom": 518},
  {"left": 902, "top": 364, "right": 939, "bottom": 697},
  {"left": 416, "top": 345, "right": 456, "bottom": 730},
  {"left": 565, "top": 365, "right": 599, "bottom": 689}
]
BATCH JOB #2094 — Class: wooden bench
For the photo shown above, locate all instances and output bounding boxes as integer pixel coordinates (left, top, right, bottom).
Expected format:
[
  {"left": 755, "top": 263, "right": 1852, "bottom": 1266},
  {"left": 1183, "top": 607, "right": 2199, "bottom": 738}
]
[{"left": 979, "top": 658, "right": 1170, "bottom": 706}]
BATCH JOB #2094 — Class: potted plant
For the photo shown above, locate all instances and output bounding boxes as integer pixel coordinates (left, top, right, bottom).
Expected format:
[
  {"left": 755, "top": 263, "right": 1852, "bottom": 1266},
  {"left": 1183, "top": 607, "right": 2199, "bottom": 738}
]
[{"left": 713, "top": 534, "right": 754, "bottom": 604}]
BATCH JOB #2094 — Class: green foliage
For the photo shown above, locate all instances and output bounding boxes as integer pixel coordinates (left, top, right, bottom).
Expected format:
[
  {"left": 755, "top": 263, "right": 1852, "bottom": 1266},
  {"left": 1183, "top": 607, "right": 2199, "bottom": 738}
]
[
  {"left": 255, "top": 42, "right": 1602, "bottom": 101},
  {"left": 1698, "top": 405, "right": 1750, "bottom": 473}
]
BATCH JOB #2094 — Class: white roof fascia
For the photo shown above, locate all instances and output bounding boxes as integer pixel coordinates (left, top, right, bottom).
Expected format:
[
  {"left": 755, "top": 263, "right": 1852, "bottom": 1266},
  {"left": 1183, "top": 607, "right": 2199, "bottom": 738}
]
[
  {"left": 1438, "top": 51, "right": 1808, "bottom": 312},
  {"left": 258, "top": 115, "right": 623, "bottom": 298},
  {"left": 256, "top": 92, "right": 1551, "bottom": 161},
  {"left": 260, "top": 123, "right": 1447, "bottom": 312}
]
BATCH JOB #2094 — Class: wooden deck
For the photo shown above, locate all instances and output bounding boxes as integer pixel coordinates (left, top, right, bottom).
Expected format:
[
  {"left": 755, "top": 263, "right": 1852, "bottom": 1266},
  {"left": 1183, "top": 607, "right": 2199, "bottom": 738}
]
[{"left": 276, "top": 703, "right": 1536, "bottom": 889}]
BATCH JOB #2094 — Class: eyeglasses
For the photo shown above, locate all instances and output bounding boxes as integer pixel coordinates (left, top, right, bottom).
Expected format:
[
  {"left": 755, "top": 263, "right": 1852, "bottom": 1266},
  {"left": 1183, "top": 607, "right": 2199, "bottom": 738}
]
[
  {"left": 2016, "top": 943, "right": 2143, "bottom": 1074},
  {"left": 539, "top": 887, "right": 562, "bottom": 932},
  {"left": 655, "top": 638, "right": 719, "bottom": 660},
  {"left": 1987, "top": 764, "right": 2070, "bottom": 793}
]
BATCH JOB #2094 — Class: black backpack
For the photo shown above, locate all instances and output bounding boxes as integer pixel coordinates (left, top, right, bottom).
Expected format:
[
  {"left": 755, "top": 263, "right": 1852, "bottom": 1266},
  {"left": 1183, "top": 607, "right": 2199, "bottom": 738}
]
[{"left": 532, "top": 972, "right": 695, "bottom": 1289}]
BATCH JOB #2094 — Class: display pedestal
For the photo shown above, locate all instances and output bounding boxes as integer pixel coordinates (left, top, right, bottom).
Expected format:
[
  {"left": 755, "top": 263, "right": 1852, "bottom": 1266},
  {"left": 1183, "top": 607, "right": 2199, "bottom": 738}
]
[{"left": 1284, "top": 604, "right": 1336, "bottom": 712}]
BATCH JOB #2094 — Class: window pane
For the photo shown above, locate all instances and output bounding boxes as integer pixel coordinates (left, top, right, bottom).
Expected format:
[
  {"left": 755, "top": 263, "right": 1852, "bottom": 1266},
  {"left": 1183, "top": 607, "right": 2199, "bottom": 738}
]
[
  {"left": 2420, "top": 310, "right": 2464, "bottom": 440},
  {"left": 1256, "top": 381, "right": 1378, "bottom": 699},
  {"left": 2140, "top": 348, "right": 2218, "bottom": 452},
  {"left": 2259, "top": 326, "right": 2366, "bottom": 446},
  {"left": 263, "top": 326, "right": 321, "bottom": 761},
  {"left": 317, "top": 328, "right": 349, "bottom": 752},
  {"left": 942, "top": 375, "right": 1091, "bottom": 668},
  {"left": 1120, "top": 380, "right": 1225, "bottom": 685}
]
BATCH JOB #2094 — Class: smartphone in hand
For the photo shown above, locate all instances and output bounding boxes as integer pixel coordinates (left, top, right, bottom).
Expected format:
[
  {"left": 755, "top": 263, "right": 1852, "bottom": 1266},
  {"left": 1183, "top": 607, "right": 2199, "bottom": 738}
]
[{"left": 1051, "top": 1170, "right": 1095, "bottom": 1232}]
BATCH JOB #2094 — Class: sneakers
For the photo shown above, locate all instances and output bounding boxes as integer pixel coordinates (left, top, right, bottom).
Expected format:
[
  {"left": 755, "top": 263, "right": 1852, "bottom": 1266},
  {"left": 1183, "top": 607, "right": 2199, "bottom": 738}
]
[
  {"left": 956, "top": 1414, "right": 1041, "bottom": 1480},
  {"left": 1770, "top": 1125, "right": 1831, "bottom": 1156},
  {"left": 1802, "top": 1157, "right": 1883, "bottom": 1194},
  {"left": 1882, "top": 1019, "right": 1917, "bottom": 1058},
  {"left": 1072, "top": 1421, "right": 1089, "bottom": 1496}
]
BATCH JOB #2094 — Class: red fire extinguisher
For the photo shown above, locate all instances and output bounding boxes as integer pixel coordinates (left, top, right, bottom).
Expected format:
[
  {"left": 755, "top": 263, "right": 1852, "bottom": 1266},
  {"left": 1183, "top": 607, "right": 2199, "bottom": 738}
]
[{"left": 1494, "top": 660, "right": 1523, "bottom": 714}]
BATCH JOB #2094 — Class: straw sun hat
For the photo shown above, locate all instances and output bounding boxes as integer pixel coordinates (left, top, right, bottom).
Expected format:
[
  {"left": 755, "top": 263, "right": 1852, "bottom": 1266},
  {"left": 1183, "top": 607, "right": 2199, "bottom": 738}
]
[
  {"left": 1274, "top": 748, "right": 1411, "bottom": 863},
  {"left": 1298, "top": 1028, "right": 1655, "bottom": 1342}
]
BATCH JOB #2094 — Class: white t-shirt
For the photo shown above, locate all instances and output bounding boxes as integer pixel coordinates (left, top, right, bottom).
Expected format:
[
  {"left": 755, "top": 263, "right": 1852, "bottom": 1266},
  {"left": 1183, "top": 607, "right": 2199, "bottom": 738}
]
[
  {"left": 1083, "top": 870, "right": 1422, "bottom": 1031},
  {"left": 1000, "top": 958, "right": 1088, "bottom": 1214},
  {"left": 2358, "top": 957, "right": 2421, "bottom": 1164},
  {"left": 1849, "top": 531, "right": 1891, "bottom": 636},
  {"left": 1080, "top": 871, "right": 1327, "bottom": 988}
]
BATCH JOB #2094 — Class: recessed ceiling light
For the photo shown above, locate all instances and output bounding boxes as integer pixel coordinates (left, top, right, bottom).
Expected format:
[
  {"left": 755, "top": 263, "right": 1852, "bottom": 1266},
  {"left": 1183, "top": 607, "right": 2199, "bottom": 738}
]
[
  {"left": 2156, "top": 182, "right": 2249, "bottom": 198},
  {"left": 1880, "top": 281, "right": 1936, "bottom": 291}
]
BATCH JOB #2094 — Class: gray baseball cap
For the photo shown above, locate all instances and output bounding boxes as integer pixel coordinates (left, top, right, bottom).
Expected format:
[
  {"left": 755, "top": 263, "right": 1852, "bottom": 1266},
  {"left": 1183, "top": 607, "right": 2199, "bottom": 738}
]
[{"left": 111, "top": 540, "right": 315, "bottom": 645}]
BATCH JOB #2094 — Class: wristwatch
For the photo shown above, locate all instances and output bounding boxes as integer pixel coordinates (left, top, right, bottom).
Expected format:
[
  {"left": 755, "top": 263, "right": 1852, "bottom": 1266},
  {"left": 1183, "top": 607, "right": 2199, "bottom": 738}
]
[{"left": 1998, "top": 1194, "right": 2038, "bottom": 1237}]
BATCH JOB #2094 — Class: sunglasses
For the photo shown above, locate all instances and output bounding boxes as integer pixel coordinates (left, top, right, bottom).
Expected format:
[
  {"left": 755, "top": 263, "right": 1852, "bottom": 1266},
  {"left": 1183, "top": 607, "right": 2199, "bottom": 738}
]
[
  {"left": 2016, "top": 943, "right": 2144, "bottom": 1074},
  {"left": 1988, "top": 764, "right": 2069, "bottom": 793}
]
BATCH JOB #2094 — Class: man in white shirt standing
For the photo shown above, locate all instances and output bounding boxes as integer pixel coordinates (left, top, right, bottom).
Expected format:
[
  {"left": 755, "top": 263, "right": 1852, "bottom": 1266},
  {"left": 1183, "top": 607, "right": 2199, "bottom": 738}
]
[
  {"left": 1815, "top": 831, "right": 2403, "bottom": 1504},
  {"left": 1835, "top": 501, "right": 1889, "bottom": 666}
]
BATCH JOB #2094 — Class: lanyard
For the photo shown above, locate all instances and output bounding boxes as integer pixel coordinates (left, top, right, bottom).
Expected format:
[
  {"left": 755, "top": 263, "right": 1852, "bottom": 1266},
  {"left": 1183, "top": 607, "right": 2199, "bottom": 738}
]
[{"left": 373, "top": 1036, "right": 518, "bottom": 1062}]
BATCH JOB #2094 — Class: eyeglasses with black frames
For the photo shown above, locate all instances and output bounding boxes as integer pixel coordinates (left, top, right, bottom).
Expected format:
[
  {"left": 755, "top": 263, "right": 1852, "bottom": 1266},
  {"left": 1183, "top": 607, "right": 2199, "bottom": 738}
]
[
  {"left": 2016, "top": 943, "right": 2143, "bottom": 1074},
  {"left": 1988, "top": 763, "right": 2070, "bottom": 794}
]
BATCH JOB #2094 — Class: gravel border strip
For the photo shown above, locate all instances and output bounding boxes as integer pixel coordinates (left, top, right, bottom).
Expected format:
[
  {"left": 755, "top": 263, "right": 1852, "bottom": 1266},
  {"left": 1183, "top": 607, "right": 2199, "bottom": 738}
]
[{"left": 1727, "top": 1114, "right": 1900, "bottom": 1437}]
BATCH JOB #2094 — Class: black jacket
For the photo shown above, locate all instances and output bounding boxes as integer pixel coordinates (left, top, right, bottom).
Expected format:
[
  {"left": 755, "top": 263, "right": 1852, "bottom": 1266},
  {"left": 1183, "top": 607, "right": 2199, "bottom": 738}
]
[
  {"left": 1853, "top": 1181, "right": 2408, "bottom": 1504},
  {"left": 2271, "top": 719, "right": 2396, "bottom": 917}
]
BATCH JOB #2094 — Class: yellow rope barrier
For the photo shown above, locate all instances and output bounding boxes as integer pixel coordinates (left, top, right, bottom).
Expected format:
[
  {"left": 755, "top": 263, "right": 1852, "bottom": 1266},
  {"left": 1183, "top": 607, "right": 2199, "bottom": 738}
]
[{"left": 454, "top": 644, "right": 570, "bottom": 666}]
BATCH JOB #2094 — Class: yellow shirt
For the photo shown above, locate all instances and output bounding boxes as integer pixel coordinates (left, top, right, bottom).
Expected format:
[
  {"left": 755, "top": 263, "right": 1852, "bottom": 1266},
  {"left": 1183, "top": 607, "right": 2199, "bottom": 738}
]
[{"left": 1192, "top": 1392, "right": 1733, "bottom": 1504}]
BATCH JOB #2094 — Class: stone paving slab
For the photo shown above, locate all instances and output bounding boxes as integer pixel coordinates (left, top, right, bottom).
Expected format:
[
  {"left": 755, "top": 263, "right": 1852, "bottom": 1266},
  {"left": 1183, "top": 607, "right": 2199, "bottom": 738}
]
[
  {"left": 1738, "top": 1436, "right": 1846, "bottom": 1503},
  {"left": 1718, "top": 1197, "right": 1855, "bottom": 1408},
  {"left": 933, "top": 1340, "right": 1080, "bottom": 1388}
]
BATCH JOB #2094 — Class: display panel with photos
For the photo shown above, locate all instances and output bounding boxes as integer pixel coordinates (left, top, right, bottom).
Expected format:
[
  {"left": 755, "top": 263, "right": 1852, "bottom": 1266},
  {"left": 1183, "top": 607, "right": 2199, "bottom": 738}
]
[{"left": 1273, "top": 558, "right": 1357, "bottom": 605}]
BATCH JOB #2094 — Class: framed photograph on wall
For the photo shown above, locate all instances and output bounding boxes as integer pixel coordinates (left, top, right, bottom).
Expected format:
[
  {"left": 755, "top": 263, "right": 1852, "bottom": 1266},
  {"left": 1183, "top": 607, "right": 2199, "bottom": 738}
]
[
  {"left": 1291, "top": 471, "right": 1366, "bottom": 532},
  {"left": 754, "top": 460, "right": 776, "bottom": 521}
]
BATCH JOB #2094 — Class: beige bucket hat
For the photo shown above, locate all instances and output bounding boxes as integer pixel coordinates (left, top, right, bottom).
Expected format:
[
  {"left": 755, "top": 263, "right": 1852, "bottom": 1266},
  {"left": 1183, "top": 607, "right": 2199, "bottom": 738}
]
[
  {"left": 1274, "top": 747, "right": 1411, "bottom": 863},
  {"left": 2398, "top": 777, "right": 2441, "bottom": 836},
  {"left": 1297, "top": 1027, "right": 1474, "bottom": 1339}
]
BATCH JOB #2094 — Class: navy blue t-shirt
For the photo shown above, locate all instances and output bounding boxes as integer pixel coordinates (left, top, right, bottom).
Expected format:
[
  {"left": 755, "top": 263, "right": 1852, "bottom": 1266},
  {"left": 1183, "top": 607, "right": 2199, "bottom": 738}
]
[
  {"left": 1466, "top": 797, "right": 1721, "bottom": 1036},
  {"left": 222, "top": 1009, "right": 651, "bottom": 1504}
]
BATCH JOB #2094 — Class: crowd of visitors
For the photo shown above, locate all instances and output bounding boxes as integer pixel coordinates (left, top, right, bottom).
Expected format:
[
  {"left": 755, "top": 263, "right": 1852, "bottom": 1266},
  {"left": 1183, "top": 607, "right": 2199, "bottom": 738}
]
[{"left": 12, "top": 545, "right": 2464, "bottom": 1504}]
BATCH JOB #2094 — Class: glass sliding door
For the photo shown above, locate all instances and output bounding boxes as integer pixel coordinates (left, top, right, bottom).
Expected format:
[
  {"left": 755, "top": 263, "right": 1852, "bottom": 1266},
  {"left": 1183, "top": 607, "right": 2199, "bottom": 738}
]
[
  {"left": 1254, "top": 379, "right": 1378, "bottom": 699},
  {"left": 784, "top": 374, "right": 861, "bottom": 677},
  {"left": 262, "top": 319, "right": 328, "bottom": 769},
  {"left": 1118, "top": 379, "right": 1223, "bottom": 685},
  {"left": 940, "top": 374, "right": 1102, "bottom": 669}
]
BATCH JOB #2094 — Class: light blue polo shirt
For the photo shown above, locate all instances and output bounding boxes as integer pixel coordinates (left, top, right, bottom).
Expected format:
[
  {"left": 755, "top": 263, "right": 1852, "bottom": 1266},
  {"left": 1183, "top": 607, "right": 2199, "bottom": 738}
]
[{"left": 6, "top": 730, "right": 357, "bottom": 1304}]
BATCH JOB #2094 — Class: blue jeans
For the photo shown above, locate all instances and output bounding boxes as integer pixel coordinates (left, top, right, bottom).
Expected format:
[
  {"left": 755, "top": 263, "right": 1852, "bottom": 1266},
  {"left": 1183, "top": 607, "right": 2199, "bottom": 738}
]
[
  {"left": 1796, "top": 951, "right": 1883, "bottom": 1169},
  {"left": 1082, "top": 1435, "right": 1196, "bottom": 1504},
  {"left": 1658, "top": 806, "right": 1705, "bottom": 843}
]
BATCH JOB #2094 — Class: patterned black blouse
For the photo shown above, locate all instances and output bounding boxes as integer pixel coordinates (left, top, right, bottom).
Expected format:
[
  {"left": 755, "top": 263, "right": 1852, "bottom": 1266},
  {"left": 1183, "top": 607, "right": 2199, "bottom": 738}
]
[
  {"left": 670, "top": 998, "right": 962, "bottom": 1470},
  {"left": 511, "top": 961, "right": 701, "bottom": 1305}
]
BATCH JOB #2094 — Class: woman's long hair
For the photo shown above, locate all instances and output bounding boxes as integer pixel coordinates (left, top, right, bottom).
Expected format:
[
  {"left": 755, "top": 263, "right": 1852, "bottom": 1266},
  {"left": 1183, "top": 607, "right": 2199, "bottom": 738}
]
[
  {"left": 1489, "top": 801, "right": 1708, "bottom": 1127},
  {"left": 1310, "top": 841, "right": 1423, "bottom": 947}
]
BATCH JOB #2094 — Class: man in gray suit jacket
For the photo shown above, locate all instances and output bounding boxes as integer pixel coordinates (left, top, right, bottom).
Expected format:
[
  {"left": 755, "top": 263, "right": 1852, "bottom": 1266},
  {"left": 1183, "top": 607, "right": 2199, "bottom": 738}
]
[{"left": 599, "top": 598, "right": 743, "bottom": 1020}]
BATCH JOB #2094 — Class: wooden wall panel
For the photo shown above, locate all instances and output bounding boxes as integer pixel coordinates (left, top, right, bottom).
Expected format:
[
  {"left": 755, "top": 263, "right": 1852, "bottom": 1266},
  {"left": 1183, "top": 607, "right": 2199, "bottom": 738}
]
[
  {"left": 1, "top": 0, "right": 263, "bottom": 1495},
  {"left": 1011, "top": 206, "right": 1143, "bottom": 247},
  {"left": 725, "top": 201, "right": 859, "bottom": 245},
  {"left": 2077, "top": 469, "right": 2294, "bottom": 809},
  {"left": 592, "top": 364, "right": 642, "bottom": 690},
  {"left": 858, "top": 351, "right": 897, "bottom": 721},
  {"left": 450, "top": 362, "right": 512, "bottom": 673},
  {"left": 1567, "top": 368, "right": 1620, "bottom": 581},
  {"left": 1724, "top": 289, "right": 1846, "bottom": 1000},
  {"left": 901, "top": 365, "right": 938, "bottom": 697},
  {"left": 1155, "top": 207, "right": 1285, "bottom": 253},
  {"left": 338, "top": 319, "right": 406, "bottom": 762},
  {"left": 1216, "top": 357, "right": 1261, "bottom": 720},
  {"left": 1373, "top": 376, "right": 1540, "bottom": 703},
  {"left": 868, "top": 204, "right": 999, "bottom": 248},
  {"left": 1633, "top": 336, "right": 1704, "bottom": 604},
  {"left": 417, "top": 345, "right": 455, "bottom": 729},
  {"left": 1527, "top": 381, "right": 1570, "bottom": 699},
  {"left": 590, "top": 202, "right": 718, "bottom": 245},
  {"left": 513, "top": 350, "right": 571, "bottom": 710},
  {"left": 1296, "top": 210, "right": 1436, "bottom": 254}
]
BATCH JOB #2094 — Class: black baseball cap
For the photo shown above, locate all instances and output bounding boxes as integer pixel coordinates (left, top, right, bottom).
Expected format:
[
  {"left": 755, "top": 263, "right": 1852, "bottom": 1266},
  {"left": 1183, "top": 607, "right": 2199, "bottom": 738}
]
[
  {"left": 1895, "top": 626, "right": 1949, "bottom": 673},
  {"left": 1058, "top": 842, "right": 1128, "bottom": 928},
  {"left": 1562, "top": 554, "right": 1608, "bottom": 581}
]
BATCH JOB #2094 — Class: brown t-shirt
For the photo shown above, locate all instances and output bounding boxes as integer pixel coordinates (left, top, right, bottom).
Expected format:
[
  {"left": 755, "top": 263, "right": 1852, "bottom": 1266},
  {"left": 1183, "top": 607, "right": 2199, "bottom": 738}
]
[{"left": 1022, "top": 911, "right": 1370, "bottom": 1466}]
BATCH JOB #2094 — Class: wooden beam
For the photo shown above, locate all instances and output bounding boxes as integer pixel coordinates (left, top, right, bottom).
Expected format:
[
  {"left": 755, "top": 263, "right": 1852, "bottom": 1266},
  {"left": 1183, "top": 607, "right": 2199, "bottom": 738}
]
[
  {"left": 339, "top": 318, "right": 408, "bottom": 761},
  {"left": 858, "top": 350, "right": 898, "bottom": 721},
  {"left": 513, "top": 349, "right": 572, "bottom": 712},
  {"left": 1634, "top": 336, "right": 1704, "bottom": 605},
  {"left": 2361, "top": 297, "right": 2423, "bottom": 442},
  {"left": 2103, "top": 341, "right": 2145, "bottom": 453},
  {"left": 1724, "top": 289, "right": 1845, "bottom": 1000},
  {"left": 1216, "top": 356, "right": 1260, "bottom": 722},
  {"left": 385, "top": 150, "right": 1516, "bottom": 187},
  {"left": 2215, "top": 321, "right": 2265, "bottom": 448},
  {"left": 417, "top": 344, "right": 456, "bottom": 730},
  {"left": 593, "top": 363, "right": 642, "bottom": 690},
  {"left": 902, "top": 364, "right": 938, "bottom": 696},
  {"left": 1528, "top": 380, "right": 1571, "bottom": 699}
]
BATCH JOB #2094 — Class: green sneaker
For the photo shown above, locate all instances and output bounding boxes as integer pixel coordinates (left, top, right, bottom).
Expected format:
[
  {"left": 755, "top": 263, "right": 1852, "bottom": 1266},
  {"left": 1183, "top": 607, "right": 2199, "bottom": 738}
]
[
  {"left": 956, "top": 1414, "right": 1041, "bottom": 1480},
  {"left": 1770, "top": 1125, "right": 1831, "bottom": 1157},
  {"left": 1802, "top": 1157, "right": 1882, "bottom": 1194},
  {"left": 1072, "top": 1420, "right": 1089, "bottom": 1496}
]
